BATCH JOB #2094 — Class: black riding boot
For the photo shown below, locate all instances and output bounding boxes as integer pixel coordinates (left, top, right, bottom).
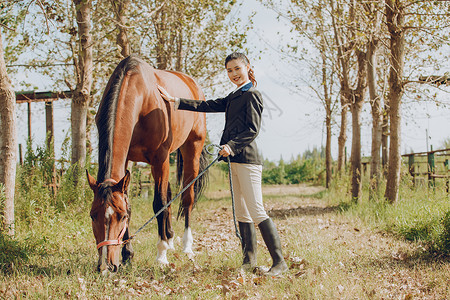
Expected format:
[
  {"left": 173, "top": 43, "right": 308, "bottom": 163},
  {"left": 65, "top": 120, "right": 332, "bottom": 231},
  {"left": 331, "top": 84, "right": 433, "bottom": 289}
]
[
  {"left": 238, "top": 222, "right": 257, "bottom": 271},
  {"left": 258, "top": 218, "right": 288, "bottom": 276}
]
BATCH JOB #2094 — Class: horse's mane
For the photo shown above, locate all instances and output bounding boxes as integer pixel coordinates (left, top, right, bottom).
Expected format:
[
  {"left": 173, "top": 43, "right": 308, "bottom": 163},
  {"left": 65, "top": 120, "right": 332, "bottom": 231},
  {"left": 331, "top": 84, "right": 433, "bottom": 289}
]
[{"left": 96, "top": 55, "right": 141, "bottom": 182}]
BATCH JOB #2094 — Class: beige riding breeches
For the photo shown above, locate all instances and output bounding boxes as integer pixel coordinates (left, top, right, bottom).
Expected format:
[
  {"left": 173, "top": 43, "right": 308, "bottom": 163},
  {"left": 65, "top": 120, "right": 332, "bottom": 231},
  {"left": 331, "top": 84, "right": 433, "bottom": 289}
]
[{"left": 230, "top": 162, "right": 269, "bottom": 225}]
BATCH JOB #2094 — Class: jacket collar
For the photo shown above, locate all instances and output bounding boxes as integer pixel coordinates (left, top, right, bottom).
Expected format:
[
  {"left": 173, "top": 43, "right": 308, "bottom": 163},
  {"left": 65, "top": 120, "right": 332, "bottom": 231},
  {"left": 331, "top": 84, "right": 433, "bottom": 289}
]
[
  {"left": 234, "top": 81, "right": 253, "bottom": 92},
  {"left": 237, "top": 81, "right": 253, "bottom": 92},
  {"left": 229, "top": 82, "right": 253, "bottom": 100}
]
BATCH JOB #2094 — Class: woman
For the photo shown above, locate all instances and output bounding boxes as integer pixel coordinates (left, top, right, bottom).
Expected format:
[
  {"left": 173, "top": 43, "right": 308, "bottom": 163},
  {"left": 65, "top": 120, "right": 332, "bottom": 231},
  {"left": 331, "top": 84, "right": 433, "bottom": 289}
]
[{"left": 158, "top": 52, "right": 288, "bottom": 276}]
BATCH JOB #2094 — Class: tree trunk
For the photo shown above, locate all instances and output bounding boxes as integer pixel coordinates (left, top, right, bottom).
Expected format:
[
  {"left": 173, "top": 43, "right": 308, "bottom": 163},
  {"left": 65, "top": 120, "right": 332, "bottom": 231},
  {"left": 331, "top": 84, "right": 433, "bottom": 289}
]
[
  {"left": 319, "top": 31, "right": 333, "bottom": 188},
  {"left": 337, "top": 93, "right": 348, "bottom": 175},
  {"left": 112, "top": 0, "right": 131, "bottom": 58},
  {"left": 326, "top": 109, "right": 332, "bottom": 188},
  {"left": 0, "top": 29, "right": 17, "bottom": 237},
  {"left": 154, "top": 2, "right": 169, "bottom": 69},
  {"left": 367, "top": 38, "right": 383, "bottom": 197},
  {"left": 381, "top": 104, "right": 389, "bottom": 175},
  {"left": 384, "top": 0, "right": 405, "bottom": 203},
  {"left": 72, "top": 0, "right": 93, "bottom": 178},
  {"left": 350, "top": 51, "right": 367, "bottom": 202},
  {"left": 350, "top": 96, "right": 362, "bottom": 201}
]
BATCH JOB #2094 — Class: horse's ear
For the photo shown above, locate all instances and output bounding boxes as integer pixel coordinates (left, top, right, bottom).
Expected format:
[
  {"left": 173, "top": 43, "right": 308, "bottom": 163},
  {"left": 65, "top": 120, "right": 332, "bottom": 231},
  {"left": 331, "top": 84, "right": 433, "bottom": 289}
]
[
  {"left": 117, "top": 170, "right": 131, "bottom": 193},
  {"left": 86, "top": 170, "right": 97, "bottom": 191}
]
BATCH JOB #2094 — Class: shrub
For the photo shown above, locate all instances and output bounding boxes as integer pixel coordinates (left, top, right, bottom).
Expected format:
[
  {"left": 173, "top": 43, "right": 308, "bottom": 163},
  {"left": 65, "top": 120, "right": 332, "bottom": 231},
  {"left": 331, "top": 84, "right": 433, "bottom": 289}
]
[
  {"left": 439, "top": 210, "right": 450, "bottom": 254},
  {"left": 262, "top": 154, "right": 324, "bottom": 185},
  {"left": 0, "top": 233, "right": 29, "bottom": 273},
  {"left": 15, "top": 140, "right": 94, "bottom": 225}
]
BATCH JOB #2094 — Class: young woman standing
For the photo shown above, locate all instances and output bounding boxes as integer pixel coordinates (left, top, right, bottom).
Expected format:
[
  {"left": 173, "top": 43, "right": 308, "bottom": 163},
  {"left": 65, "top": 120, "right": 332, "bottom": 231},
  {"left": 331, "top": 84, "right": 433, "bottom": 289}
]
[{"left": 158, "top": 52, "right": 288, "bottom": 276}]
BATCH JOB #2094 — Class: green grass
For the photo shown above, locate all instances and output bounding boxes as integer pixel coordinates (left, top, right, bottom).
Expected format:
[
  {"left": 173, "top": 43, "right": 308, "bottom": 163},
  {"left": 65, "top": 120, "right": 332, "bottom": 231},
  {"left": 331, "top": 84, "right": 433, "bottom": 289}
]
[
  {"left": 324, "top": 174, "right": 450, "bottom": 255},
  {"left": 1, "top": 162, "right": 450, "bottom": 298}
]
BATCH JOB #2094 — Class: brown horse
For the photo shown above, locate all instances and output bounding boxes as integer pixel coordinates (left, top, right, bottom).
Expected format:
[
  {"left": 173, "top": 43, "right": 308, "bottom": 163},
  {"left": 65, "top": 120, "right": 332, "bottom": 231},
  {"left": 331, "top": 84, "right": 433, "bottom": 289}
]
[{"left": 86, "top": 55, "right": 208, "bottom": 272}]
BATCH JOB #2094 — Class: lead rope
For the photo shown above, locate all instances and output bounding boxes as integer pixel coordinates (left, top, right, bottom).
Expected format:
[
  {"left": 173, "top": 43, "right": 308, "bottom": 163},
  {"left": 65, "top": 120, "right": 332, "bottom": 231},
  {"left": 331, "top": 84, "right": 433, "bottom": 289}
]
[
  {"left": 227, "top": 156, "right": 242, "bottom": 243},
  {"left": 206, "top": 145, "right": 242, "bottom": 243},
  {"left": 124, "top": 144, "right": 241, "bottom": 244}
]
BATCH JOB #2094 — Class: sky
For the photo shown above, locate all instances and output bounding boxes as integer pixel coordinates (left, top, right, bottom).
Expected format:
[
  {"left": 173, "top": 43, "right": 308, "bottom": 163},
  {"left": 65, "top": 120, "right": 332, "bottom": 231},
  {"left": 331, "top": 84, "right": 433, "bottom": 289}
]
[{"left": 11, "top": 0, "right": 450, "bottom": 163}]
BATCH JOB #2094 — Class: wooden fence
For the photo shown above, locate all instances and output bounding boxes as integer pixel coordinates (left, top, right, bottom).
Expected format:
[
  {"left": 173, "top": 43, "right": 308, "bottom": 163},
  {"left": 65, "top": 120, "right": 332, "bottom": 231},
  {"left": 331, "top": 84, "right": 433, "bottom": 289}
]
[{"left": 402, "top": 147, "right": 450, "bottom": 190}]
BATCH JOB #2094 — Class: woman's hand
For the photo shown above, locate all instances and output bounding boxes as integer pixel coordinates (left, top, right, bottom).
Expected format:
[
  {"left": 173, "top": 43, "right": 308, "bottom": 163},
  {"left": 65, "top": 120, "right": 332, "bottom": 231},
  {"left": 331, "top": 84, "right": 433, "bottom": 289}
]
[
  {"left": 157, "top": 85, "right": 176, "bottom": 102},
  {"left": 219, "top": 145, "right": 232, "bottom": 157}
]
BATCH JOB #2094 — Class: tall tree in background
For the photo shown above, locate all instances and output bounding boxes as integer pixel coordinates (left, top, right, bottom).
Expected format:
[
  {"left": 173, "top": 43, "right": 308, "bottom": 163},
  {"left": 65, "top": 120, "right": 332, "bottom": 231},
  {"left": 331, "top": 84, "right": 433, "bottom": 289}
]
[
  {"left": 71, "top": 0, "right": 93, "bottom": 180},
  {"left": 330, "top": 0, "right": 367, "bottom": 202},
  {"left": 383, "top": 0, "right": 449, "bottom": 203},
  {"left": 365, "top": 1, "right": 383, "bottom": 197},
  {"left": 384, "top": 0, "right": 405, "bottom": 203},
  {"left": 111, "top": 0, "right": 131, "bottom": 58},
  {"left": 0, "top": 28, "right": 17, "bottom": 236}
]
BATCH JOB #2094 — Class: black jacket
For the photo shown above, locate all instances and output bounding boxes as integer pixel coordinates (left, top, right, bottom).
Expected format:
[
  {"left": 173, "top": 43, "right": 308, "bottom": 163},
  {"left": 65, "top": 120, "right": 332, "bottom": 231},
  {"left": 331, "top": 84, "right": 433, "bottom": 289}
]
[{"left": 178, "top": 82, "right": 263, "bottom": 165}]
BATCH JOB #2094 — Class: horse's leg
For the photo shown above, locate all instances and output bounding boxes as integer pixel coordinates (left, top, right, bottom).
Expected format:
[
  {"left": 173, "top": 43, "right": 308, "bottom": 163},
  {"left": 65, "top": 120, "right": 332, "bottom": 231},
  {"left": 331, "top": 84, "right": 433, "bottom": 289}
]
[
  {"left": 152, "top": 158, "right": 174, "bottom": 264},
  {"left": 121, "top": 200, "right": 134, "bottom": 264},
  {"left": 179, "top": 143, "right": 202, "bottom": 255},
  {"left": 122, "top": 160, "right": 134, "bottom": 264}
]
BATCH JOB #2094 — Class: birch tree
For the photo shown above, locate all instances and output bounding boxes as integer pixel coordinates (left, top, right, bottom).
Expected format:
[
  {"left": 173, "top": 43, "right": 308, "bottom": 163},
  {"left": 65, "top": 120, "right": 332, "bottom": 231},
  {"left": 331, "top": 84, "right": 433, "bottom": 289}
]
[
  {"left": 365, "top": 1, "right": 384, "bottom": 196},
  {"left": 0, "top": 28, "right": 16, "bottom": 237}
]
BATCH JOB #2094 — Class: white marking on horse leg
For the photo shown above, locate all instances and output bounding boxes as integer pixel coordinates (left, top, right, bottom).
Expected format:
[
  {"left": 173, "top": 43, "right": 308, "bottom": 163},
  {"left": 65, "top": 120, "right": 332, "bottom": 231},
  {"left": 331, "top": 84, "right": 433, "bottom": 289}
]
[
  {"left": 182, "top": 227, "right": 194, "bottom": 256},
  {"left": 168, "top": 237, "right": 175, "bottom": 250},
  {"left": 156, "top": 237, "right": 170, "bottom": 265}
]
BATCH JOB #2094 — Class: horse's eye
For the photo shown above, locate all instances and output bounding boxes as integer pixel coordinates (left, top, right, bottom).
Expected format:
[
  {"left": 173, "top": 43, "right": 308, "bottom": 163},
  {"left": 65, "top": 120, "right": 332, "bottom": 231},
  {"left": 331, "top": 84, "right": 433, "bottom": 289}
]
[
  {"left": 90, "top": 214, "right": 96, "bottom": 221},
  {"left": 120, "top": 214, "right": 128, "bottom": 221}
]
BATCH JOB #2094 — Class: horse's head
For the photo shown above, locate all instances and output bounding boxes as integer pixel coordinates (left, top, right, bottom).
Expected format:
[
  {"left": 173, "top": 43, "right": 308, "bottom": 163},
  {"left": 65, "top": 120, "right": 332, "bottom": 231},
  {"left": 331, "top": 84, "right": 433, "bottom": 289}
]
[{"left": 86, "top": 170, "right": 130, "bottom": 272}]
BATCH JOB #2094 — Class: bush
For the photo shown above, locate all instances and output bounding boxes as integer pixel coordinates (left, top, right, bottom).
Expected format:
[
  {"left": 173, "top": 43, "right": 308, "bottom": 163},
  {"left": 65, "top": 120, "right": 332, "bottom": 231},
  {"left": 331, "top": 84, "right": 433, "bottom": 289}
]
[
  {"left": 439, "top": 210, "right": 450, "bottom": 254},
  {"left": 262, "top": 150, "right": 325, "bottom": 185},
  {"left": 15, "top": 140, "right": 94, "bottom": 225},
  {"left": 0, "top": 233, "right": 29, "bottom": 273}
]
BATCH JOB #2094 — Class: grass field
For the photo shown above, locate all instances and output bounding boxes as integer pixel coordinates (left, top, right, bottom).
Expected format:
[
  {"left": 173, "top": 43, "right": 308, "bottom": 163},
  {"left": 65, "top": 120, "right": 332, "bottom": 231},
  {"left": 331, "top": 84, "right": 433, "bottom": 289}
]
[{"left": 1, "top": 165, "right": 449, "bottom": 299}]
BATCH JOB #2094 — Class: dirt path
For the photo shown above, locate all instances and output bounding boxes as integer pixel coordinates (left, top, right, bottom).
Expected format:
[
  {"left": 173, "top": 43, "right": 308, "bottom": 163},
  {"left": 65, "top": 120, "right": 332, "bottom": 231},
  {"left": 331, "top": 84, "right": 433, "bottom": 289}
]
[{"left": 196, "top": 184, "right": 449, "bottom": 299}]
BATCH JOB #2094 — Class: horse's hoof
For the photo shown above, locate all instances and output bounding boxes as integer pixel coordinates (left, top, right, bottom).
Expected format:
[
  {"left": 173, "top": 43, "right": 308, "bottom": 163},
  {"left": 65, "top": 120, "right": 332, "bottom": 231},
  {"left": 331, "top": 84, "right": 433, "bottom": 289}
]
[
  {"left": 156, "top": 257, "right": 169, "bottom": 265},
  {"left": 184, "top": 250, "right": 195, "bottom": 260},
  {"left": 168, "top": 238, "right": 175, "bottom": 250}
]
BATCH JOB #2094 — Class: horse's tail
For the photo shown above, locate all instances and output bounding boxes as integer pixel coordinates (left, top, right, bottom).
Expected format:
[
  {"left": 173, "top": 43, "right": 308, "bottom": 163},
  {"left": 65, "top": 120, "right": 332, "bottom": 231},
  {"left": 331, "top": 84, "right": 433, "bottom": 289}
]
[{"left": 176, "top": 148, "right": 209, "bottom": 218}]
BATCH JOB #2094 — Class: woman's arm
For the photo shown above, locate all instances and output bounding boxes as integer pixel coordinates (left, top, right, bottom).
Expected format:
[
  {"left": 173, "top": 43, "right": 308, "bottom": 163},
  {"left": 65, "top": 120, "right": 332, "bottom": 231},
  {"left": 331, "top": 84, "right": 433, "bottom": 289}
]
[{"left": 158, "top": 84, "right": 227, "bottom": 113}]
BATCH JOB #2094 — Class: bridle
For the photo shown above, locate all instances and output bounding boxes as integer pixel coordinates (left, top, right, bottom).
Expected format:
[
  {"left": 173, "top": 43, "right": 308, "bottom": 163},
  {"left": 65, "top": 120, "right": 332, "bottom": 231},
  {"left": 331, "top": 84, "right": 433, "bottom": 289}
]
[
  {"left": 95, "top": 178, "right": 129, "bottom": 250},
  {"left": 96, "top": 221, "right": 128, "bottom": 249}
]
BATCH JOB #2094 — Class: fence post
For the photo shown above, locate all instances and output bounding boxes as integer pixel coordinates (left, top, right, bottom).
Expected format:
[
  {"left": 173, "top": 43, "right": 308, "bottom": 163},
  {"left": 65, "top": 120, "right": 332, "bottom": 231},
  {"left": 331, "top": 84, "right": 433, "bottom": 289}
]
[
  {"left": 445, "top": 159, "right": 449, "bottom": 193},
  {"left": 428, "top": 150, "right": 435, "bottom": 189},
  {"left": 408, "top": 154, "right": 415, "bottom": 187}
]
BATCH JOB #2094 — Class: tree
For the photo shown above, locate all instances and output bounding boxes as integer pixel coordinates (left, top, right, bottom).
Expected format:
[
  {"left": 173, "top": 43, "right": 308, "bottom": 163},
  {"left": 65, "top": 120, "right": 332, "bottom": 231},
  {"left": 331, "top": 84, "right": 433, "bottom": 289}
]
[
  {"left": 330, "top": 0, "right": 368, "bottom": 202},
  {"left": 0, "top": 28, "right": 17, "bottom": 236},
  {"left": 365, "top": 1, "right": 384, "bottom": 197},
  {"left": 111, "top": 0, "right": 131, "bottom": 58},
  {"left": 71, "top": 0, "right": 93, "bottom": 182},
  {"left": 383, "top": 0, "right": 449, "bottom": 203}
]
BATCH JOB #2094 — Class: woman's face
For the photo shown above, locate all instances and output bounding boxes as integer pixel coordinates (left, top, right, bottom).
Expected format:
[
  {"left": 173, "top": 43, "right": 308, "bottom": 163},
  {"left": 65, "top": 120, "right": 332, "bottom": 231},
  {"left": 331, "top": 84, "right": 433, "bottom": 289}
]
[{"left": 226, "top": 59, "right": 250, "bottom": 87}]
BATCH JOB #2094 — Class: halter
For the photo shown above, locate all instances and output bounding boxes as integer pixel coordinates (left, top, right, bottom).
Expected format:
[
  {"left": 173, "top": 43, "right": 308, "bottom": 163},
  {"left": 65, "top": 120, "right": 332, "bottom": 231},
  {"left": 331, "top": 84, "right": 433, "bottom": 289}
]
[
  {"left": 96, "top": 177, "right": 128, "bottom": 250},
  {"left": 96, "top": 221, "right": 128, "bottom": 249}
]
